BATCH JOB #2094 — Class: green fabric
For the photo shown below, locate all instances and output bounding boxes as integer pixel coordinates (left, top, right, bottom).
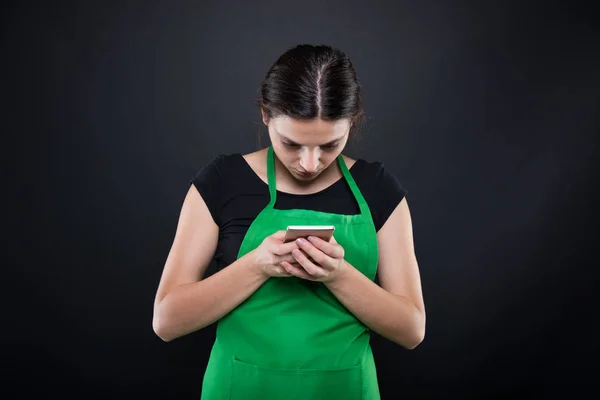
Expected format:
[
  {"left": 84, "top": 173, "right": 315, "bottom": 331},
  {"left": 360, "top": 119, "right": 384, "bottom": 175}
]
[{"left": 201, "top": 146, "right": 381, "bottom": 399}]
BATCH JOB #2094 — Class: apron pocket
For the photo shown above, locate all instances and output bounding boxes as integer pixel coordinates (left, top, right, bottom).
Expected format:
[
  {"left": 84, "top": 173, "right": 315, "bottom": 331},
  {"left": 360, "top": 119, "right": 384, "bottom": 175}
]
[{"left": 230, "top": 357, "right": 363, "bottom": 400}]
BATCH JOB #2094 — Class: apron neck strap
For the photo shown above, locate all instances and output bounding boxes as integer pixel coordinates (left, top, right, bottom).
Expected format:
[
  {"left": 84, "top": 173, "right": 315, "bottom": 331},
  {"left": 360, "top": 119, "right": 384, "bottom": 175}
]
[
  {"left": 266, "top": 146, "right": 277, "bottom": 207},
  {"left": 336, "top": 152, "right": 371, "bottom": 217},
  {"left": 266, "top": 145, "right": 371, "bottom": 216}
]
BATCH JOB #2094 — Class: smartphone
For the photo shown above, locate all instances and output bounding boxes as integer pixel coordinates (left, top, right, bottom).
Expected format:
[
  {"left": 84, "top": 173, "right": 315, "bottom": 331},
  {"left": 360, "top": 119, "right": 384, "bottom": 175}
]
[{"left": 284, "top": 225, "right": 335, "bottom": 243}]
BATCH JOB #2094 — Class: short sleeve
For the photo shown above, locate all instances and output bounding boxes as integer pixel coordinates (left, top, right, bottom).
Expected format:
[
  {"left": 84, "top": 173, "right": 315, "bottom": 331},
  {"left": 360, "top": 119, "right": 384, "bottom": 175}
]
[
  {"left": 372, "top": 163, "right": 408, "bottom": 231},
  {"left": 189, "top": 155, "right": 225, "bottom": 225}
]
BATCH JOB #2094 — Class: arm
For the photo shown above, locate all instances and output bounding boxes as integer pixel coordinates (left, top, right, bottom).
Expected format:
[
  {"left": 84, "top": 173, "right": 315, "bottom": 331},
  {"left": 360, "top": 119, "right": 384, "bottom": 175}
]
[
  {"left": 152, "top": 186, "right": 269, "bottom": 342},
  {"left": 324, "top": 197, "right": 426, "bottom": 349}
]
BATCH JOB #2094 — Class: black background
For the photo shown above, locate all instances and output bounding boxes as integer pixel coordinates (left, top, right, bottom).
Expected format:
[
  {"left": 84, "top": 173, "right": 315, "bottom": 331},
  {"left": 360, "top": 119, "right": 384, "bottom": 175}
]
[{"left": 4, "top": 0, "right": 598, "bottom": 398}]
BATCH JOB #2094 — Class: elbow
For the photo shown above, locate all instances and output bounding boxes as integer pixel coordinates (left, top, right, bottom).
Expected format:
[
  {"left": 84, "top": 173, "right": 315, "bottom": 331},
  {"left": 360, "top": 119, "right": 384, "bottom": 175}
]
[
  {"left": 402, "top": 310, "right": 426, "bottom": 350},
  {"left": 153, "top": 317, "right": 171, "bottom": 343},
  {"left": 403, "top": 329, "right": 425, "bottom": 350},
  {"left": 153, "top": 300, "right": 174, "bottom": 342}
]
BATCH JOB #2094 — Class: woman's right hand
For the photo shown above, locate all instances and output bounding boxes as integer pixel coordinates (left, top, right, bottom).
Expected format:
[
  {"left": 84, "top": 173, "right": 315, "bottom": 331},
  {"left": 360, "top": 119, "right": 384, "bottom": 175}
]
[{"left": 251, "top": 230, "right": 301, "bottom": 278}]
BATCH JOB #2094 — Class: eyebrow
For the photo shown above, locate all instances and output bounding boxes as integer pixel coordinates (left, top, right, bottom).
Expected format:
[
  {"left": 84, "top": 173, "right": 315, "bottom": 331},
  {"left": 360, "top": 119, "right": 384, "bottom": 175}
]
[{"left": 278, "top": 133, "right": 344, "bottom": 147}]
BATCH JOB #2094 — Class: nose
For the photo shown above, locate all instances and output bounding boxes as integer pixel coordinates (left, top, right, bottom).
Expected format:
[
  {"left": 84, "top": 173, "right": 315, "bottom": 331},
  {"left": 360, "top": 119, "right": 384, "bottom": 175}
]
[{"left": 300, "top": 150, "right": 319, "bottom": 172}]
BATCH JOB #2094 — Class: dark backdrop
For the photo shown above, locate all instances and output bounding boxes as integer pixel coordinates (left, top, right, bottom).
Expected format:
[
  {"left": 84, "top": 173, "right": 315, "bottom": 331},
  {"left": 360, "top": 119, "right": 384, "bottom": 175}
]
[{"left": 4, "top": 0, "right": 598, "bottom": 398}]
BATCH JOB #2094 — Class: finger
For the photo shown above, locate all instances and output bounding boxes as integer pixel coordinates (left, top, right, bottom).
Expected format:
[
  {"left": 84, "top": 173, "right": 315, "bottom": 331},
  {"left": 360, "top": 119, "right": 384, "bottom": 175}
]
[
  {"left": 275, "top": 254, "right": 298, "bottom": 264},
  {"left": 306, "top": 236, "right": 344, "bottom": 259},
  {"left": 271, "top": 230, "right": 287, "bottom": 241},
  {"left": 281, "top": 261, "right": 317, "bottom": 281},
  {"left": 278, "top": 243, "right": 303, "bottom": 256},
  {"left": 292, "top": 249, "right": 325, "bottom": 278},
  {"left": 274, "top": 265, "right": 293, "bottom": 276},
  {"left": 280, "top": 261, "right": 299, "bottom": 269},
  {"left": 294, "top": 238, "right": 331, "bottom": 267}
]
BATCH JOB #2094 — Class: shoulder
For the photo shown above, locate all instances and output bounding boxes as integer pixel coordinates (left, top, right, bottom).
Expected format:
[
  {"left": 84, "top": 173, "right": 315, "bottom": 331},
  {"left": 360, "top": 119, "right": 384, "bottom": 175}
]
[
  {"left": 351, "top": 157, "right": 405, "bottom": 191},
  {"left": 349, "top": 155, "right": 409, "bottom": 231},
  {"left": 194, "top": 153, "right": 240, "bottom": 175},
  {"left": 192, "top": 153, "right": 243, "bottom": 181},
  {"left": 189, "top": 152, "right": 250, "bottom": 224}
]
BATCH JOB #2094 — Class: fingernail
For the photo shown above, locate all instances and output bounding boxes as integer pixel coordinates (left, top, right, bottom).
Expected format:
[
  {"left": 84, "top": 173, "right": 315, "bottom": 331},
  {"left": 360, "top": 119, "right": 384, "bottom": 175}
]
[
  {"left": 307, "top": 236, "right": 315, "bottom": 242},
  {"left": 296, "top": 238, "right": 305, "bottom": 245}
]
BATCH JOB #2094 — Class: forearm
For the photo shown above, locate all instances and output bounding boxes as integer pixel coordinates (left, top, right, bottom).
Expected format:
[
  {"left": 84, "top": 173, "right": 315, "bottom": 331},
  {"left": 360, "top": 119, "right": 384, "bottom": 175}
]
[
  {"left": 324, "top": 261, "right": 425, "bottom": 349},
  {"left": 155, "top": 251, "right": 268, "bottom": 342}
]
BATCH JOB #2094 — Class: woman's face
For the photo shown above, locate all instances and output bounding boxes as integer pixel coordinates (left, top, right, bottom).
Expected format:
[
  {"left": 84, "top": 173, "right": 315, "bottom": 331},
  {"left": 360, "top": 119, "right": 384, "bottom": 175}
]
[{"left": 263, "top": 112, "right": 351, "bottom": 182}]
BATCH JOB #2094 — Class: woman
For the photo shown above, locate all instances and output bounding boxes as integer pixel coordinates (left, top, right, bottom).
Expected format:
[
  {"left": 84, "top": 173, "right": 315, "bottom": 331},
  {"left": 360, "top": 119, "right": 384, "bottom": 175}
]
[{"left": 153, "top": 44, "right": 426, "bottom": 400}]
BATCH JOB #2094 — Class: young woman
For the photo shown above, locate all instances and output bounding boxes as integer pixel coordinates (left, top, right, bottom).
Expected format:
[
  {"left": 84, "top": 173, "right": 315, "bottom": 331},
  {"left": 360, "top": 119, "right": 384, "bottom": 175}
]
[{"left": 153, "top": 44, "right": 426, "bottom": 400}]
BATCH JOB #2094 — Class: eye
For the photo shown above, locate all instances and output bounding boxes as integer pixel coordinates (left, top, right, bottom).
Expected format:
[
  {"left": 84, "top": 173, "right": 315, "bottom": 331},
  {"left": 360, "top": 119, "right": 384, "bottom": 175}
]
[
  {"left": 282, "top": 142, "right": 300, "bottom": 149},
  {"left": 321, "top": 143, "right": 339, "bottom": 151}
]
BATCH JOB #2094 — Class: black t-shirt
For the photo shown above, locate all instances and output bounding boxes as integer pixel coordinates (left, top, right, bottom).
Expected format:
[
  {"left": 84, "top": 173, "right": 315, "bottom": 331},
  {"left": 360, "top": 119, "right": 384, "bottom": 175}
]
[{"left": 191, "top": 153, "right": 408, "bottom": 272}]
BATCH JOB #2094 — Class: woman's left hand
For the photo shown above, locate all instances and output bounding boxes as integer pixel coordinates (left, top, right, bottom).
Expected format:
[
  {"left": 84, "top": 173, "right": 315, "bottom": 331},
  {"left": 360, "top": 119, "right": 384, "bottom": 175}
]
[{"left": 280, "top": 235, "right": 346, "bottom": 283}]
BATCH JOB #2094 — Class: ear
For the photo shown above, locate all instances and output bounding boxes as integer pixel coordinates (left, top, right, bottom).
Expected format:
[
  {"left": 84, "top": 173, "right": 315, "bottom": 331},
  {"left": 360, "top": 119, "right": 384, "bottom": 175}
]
[{"left": 261, "top": 108, "right": 269, "bottom": 125}]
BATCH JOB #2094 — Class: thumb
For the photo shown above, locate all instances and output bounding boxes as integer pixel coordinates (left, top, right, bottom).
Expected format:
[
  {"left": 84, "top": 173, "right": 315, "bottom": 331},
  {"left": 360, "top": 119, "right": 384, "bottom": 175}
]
[{"left": 271, "top": 230, "right": 287, "bottom": 241}]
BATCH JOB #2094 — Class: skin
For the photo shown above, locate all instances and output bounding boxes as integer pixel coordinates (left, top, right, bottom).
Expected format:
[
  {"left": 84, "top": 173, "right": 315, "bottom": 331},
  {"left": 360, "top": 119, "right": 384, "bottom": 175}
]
[{"left": 264, "top": 110, "right": 351, "bottom": 188}]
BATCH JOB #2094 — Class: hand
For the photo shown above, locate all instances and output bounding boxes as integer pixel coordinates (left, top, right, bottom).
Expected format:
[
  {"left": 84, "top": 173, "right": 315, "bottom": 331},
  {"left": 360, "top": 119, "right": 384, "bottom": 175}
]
[
  {"left": 280, "top": 235, "right": 346, "bottom": 283},
  {"left": 250, "top": 230, "right": 301, "bottom": 278}
]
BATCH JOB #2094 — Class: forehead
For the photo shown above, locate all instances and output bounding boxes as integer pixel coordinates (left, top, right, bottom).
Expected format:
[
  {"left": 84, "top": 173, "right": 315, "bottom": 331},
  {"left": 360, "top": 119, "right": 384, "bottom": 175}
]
[{"left": 272, "top": 116, "right": 350, "bottom": 141}]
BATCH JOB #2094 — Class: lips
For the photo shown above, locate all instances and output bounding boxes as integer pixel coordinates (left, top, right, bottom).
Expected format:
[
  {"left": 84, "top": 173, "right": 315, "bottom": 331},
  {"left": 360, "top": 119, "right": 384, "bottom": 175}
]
[{"left": 296, "top": 170, "right": 315, "bottom": 177}]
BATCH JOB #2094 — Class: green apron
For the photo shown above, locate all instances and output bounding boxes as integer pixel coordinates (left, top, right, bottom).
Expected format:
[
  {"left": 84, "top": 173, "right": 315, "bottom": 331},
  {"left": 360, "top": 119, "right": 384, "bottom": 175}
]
[{"left": 200, "top": 146, "right": 381, "bottom": 400}]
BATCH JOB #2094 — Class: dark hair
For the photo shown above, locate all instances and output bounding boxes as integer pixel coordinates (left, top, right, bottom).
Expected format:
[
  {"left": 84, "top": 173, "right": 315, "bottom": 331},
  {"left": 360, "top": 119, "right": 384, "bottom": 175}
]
[{"left": 258, "top": 44, "right": 365, "bottom": 138}]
